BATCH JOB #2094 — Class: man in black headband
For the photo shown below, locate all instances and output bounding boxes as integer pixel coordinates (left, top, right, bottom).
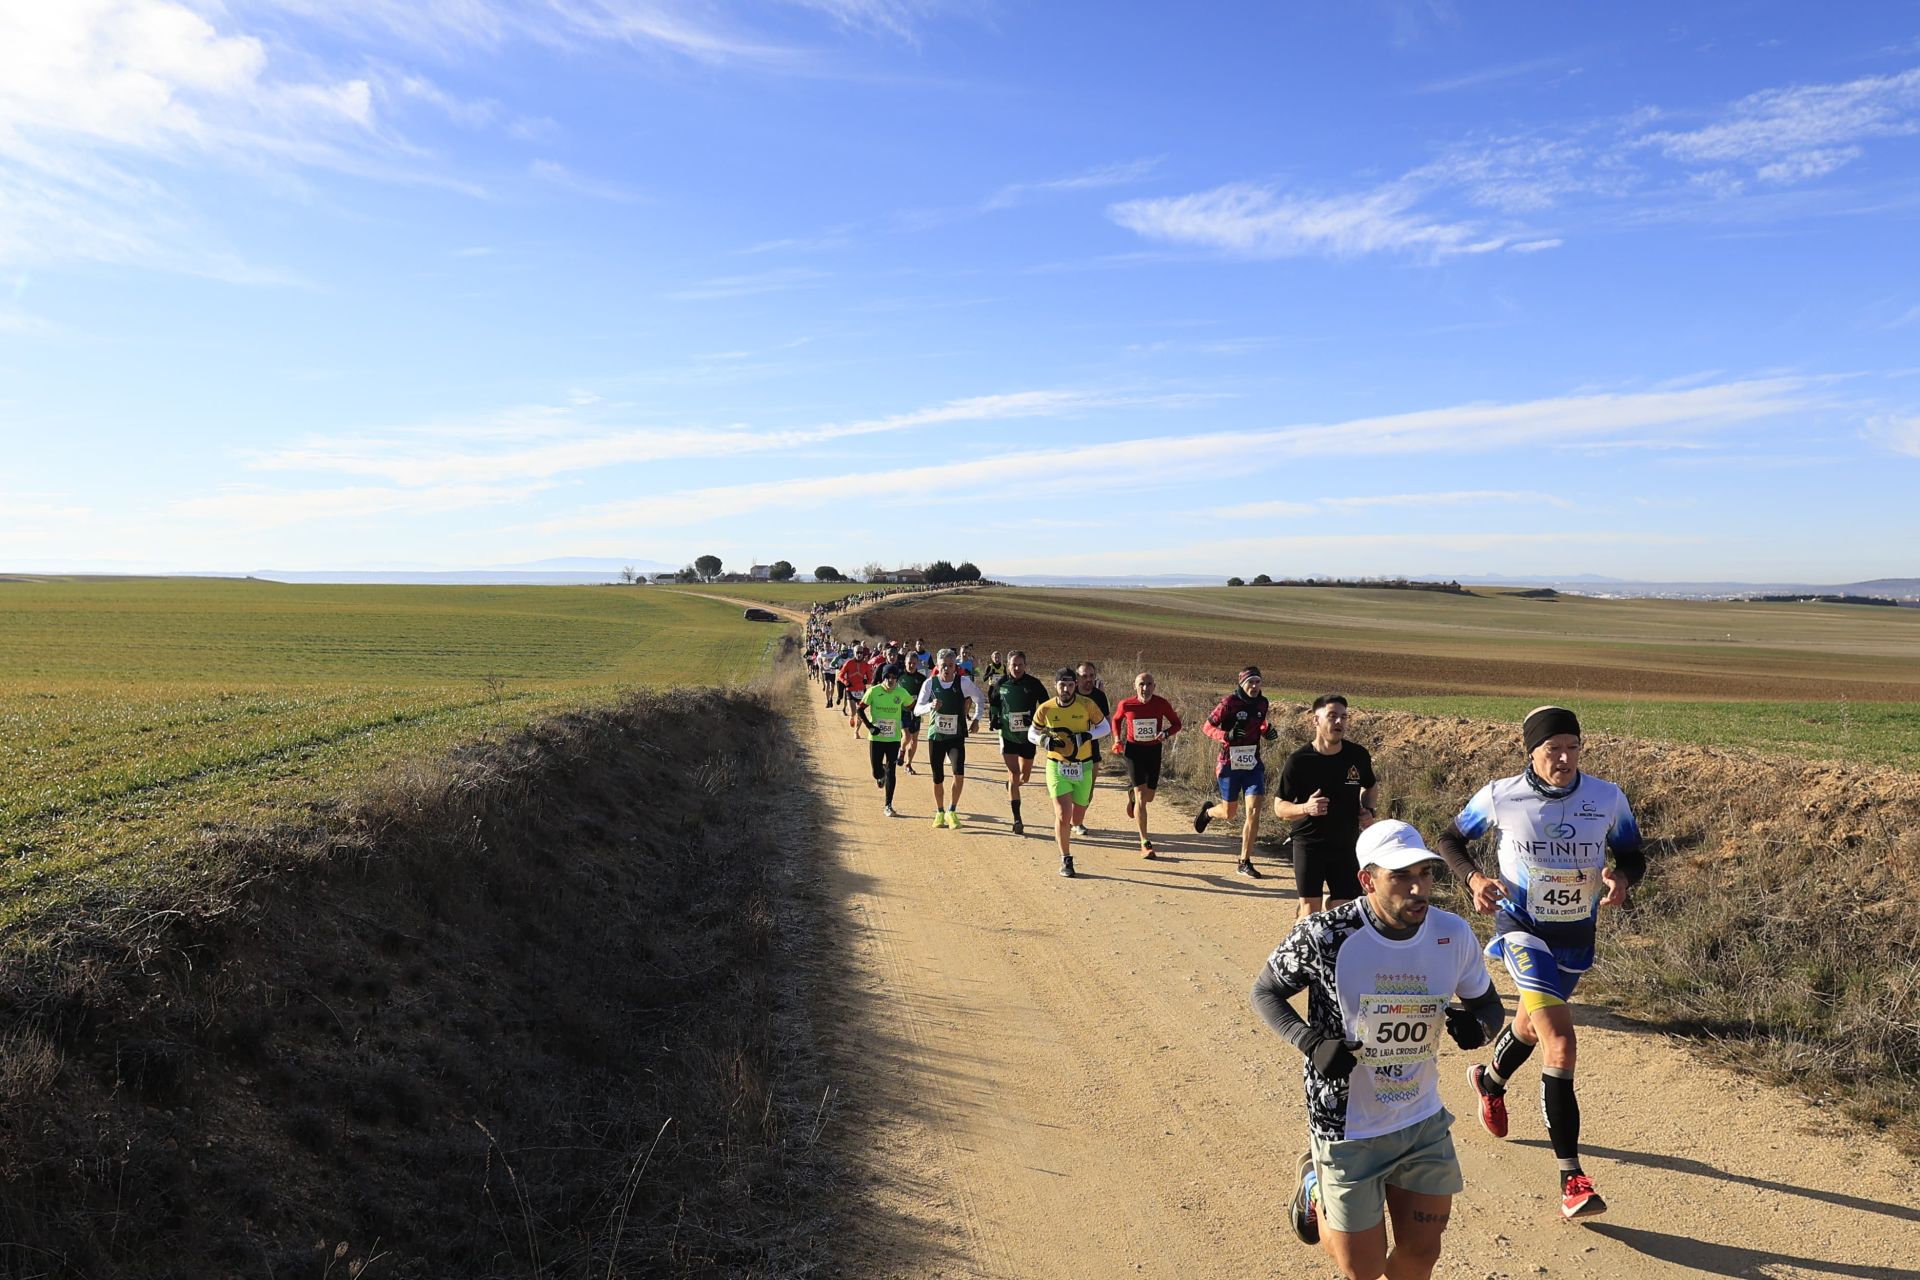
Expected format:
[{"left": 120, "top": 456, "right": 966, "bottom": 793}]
[{"left": 1434, "top": 705, "right": 1647, "bottom": 1221}]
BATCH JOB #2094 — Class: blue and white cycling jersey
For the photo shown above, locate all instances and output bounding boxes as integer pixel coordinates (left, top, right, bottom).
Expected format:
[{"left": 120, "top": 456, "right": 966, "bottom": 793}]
[{"left": 1453, "top": 773, "right": 1642, "bottom": 955}]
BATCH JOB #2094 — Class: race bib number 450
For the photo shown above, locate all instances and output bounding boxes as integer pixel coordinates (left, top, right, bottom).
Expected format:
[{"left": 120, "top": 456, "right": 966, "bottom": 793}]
[
  {"left": 1355, "top": 994, "right": 1446, "bottom": 1065},
  {"left": 1526, "top": 865, "right": 1596, "bottom": 923},
  {"left": 1228, "top": 744, "right": 1257, "bottom": 771}
]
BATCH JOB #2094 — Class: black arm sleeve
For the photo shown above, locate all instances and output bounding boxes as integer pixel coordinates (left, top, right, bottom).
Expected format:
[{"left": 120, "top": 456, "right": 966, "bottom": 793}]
[
  {"left": 1250, "top": 964, "right": 1321, "bottom": 1057},
  {"left": 1460, "top": 982, "right": 1504, "bottom": 1041},
  {"left": 1434, "top": 821, "right": 1482, "bottom": 883},
  {"left": 1610, "top": 840, "right": 1646, "bottom": 887}
]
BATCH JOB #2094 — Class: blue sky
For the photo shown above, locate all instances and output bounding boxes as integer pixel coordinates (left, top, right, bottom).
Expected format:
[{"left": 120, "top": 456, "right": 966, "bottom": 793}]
[{"left": 3, "top": 0, "right": 1919, "bottom": 581}]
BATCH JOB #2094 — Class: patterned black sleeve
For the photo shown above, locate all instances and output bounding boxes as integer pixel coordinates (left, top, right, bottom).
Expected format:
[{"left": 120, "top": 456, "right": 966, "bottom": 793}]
[{"left": 1264, "top": 902, "right": 1365, "bottom": 1140}]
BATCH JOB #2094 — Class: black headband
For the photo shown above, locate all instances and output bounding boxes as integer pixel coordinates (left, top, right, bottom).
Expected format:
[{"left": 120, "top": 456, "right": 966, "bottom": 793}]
[{"left": 1523, "top": 706, "right": 1581, "bottom": 753}]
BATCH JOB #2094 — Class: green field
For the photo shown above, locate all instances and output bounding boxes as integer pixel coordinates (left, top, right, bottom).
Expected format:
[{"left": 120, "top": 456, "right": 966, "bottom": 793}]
[
  {"left": 866, "top": 586, "right": 1920, "bottom": 769},
  {"left": 657, "top": 581, "right": 910, "bottom": 607},
  {"left": 0, "top": 577, "right": 790, "bottom": 930}
]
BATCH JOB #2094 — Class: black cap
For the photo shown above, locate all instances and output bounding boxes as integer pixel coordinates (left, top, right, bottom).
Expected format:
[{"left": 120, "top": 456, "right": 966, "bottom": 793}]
[{"left": 1055, "top": 667, "right": 1078, "bottom": 681}]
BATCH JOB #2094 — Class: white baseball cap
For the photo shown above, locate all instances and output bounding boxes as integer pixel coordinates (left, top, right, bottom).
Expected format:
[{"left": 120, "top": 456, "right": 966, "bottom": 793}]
[{"left": 1356, "top": 819, "right": 1442, "bottom": 872}]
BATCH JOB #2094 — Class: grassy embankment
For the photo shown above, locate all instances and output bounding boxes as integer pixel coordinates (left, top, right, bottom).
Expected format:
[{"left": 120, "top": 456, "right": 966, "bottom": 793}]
[
  {"left": 864, "top": 586, "right": 1920, "bottom": 1154},
  {"left": 0, "top": 576, "right": 790, "bottom": 934},
  {"left": 0, "top": 577, "right": 841, "bottom": 1275}
]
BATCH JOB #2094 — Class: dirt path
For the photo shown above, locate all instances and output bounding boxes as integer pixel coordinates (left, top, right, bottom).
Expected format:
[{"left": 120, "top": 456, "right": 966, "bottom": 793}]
[{"left": 801, "top": 690, "right": 1917, "bottom": 1279}]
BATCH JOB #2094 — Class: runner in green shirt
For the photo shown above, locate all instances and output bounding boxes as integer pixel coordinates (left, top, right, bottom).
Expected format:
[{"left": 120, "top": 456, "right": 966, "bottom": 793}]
[
  {"left": 989, "top": 649, "right": 1051, "bottom": 835},
  {"left": 896, "top": 665, "right": 928, "bottom": 775},
  {"left": 859, "top": 667, "right": 916, "bottom": 816}
]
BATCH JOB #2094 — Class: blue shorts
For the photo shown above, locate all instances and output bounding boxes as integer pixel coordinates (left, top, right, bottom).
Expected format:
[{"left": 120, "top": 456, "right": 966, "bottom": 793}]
[
  {"left": 1485, "top": 930, "right": 1592, "bottom": 1011},
  {"left": 1217, "top": 762, "right": 1266, "bottom": 802}
]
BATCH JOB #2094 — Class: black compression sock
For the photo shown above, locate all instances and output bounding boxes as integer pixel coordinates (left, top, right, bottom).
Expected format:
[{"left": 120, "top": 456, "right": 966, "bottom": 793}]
[
  {"left": 1543, "top": 1067, "right": 1581, "bottom": 1167},
  {"left": 1486, "top": 1026, "right": 1533, "bottom": 1090}
]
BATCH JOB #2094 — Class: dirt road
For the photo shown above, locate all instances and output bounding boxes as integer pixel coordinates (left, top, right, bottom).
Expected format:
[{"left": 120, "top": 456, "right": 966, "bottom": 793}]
[{"left": 801, "top": 691, "right": 1917, "bottom": 1279}]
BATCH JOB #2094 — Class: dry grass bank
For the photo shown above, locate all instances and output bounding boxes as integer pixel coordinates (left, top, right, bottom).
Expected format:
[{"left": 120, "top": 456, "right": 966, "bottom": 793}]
[{"left": 0, "top": 674, "right": 836, "bottom": 1278}]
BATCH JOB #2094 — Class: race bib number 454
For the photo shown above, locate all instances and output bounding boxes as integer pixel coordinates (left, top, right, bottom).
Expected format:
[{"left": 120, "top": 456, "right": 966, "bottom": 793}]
[
  {"left": 1527, "top": 865, "right": 1596, "bottom": 923},
  {"left": 1355, "top": 994, "right": 1446, "bottom": 1065}
]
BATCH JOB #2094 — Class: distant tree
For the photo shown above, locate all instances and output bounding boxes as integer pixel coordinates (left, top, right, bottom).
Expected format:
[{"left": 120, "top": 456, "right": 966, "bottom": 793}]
[
  {"left": 1227, "top": 576, "right": 1246, "bottom": 587},
  {"left": 619, "top": 565, "right": 637, "bottom": 584},
  {"left": 694, "top": 554, "right": 723, "bottom": 582},
  {"left": 675, "top": 565, "right": 698, "bottom": 583},
  {"left": 814, "top": 565, "right": 844, "bottom": 582},
  {"left": 955, "top": 561, "right": 981, "bottom": 582},
  {"left": 769, "top": 560, "right": 796, "bottom": 582},
  {"left": 1252, "top": 573, "right": 1273, "bottom": 585},
  {"left": 924, "top": 559, "right": 957, "bottom": 585}
]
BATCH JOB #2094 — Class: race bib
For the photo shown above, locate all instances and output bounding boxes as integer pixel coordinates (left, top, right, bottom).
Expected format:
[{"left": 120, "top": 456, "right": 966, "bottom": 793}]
[
  {"left": 871, "top": 718, "right": 898, "bottom": 739},
  {"left": 1131, "top": 717, "right": 1158, "bottom": 742},
  {"left": 1526, "top": 864, "right": 1597, "bottom": 923},
  {"left": 1057, "top": 760, "right": 1084, "bottom": 781},
  {"left": 1228, "top": 744, "right": 1257, "bottom": 771},
  {"left": 1354, "top": 994, "right": 1446, "bottom": 1065},
  {"left": 935, "top": 713, "right": 960, "bottom": 736},
  {"left": 1006, "top": 711, "right": 1030, "bottom": 734}
]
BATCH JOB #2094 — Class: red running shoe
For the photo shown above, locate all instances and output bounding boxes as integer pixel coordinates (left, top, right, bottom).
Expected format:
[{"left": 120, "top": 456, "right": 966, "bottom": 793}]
[
  {"left": 1468, "top": 1064, "right": 1509, "bottom": 1139},
  {"left": 1560, "top": 1173, "right": 1607, "bottom": 1220}
]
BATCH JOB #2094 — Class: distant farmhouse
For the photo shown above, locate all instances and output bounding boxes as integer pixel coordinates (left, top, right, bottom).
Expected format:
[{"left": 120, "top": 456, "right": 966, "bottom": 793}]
[
  {"left": 871, "top": 569, "right": 926, "bottom": 584},
  {"left": 749, "top": 564, "right": 772, "bottom": 580}
]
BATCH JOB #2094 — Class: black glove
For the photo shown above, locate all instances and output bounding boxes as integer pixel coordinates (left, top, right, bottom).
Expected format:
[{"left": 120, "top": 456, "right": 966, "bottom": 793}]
[
  {"left": 1445, "top": 1004, "right": 1490, "bottom": 1050},
  {"left": 1307, "top": 1036, "right": 1358, "bottom": 1081},
  {"left": 1263, "top": 726, "right": 1279, "bottom": 742}
]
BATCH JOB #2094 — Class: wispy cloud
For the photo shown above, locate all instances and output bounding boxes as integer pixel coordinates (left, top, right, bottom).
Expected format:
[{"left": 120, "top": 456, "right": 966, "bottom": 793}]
[
  {"left": 1414, "top": 55, "right": 1578, "bottom": 95},
  {"left": 983, "top": 157, "right": 1163, "bottom": 211},
  {"left": 666, "top": 266, "right": 829, "bottom": 300},
  {"left": 1866, "top": 413, "right": 1920, "bottom": 458},
  {"left": 1217, "top": 491, "right": 1573, "bottom": 519},
  {"left": 245, "top": 387, "right": 1160, "bottom": 487},
  {"left": 1637, "top": 66, "right": 1920, "bottom": 184},
  {"left": 1109, "top": 181, "right": 1502, "bottom": 260},
  {"left": 540, "top": 377, "right": 1817, "bottom": 530},
  {"left": 166, "top": 482, "right": 549, "bottom": 529},
  {"left": 529, "top": 158, "right": 646, "bottom": 202}
]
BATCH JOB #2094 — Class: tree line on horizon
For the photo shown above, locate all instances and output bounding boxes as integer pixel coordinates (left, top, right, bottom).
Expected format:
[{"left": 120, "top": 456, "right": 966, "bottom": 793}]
[{"left": 618, "top": 556, "right": 982, "bottom": 585}]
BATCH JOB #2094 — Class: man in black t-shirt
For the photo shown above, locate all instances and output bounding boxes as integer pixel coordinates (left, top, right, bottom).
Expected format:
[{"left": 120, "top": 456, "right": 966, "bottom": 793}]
[{"left": 1275, "top": 694, "right": 1379, "bottom": 920}]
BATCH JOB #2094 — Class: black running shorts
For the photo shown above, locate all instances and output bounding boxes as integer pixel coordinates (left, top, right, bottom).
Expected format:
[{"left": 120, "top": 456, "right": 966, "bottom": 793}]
[
  {"left": 929, "top": 738, "right": 966, "bottom": 783},
  {"left": 1000, "top": 739, "right": 1037, "bottom": 761},
  {"left": 1120, "top": 742, "right": 1164, "bottom": 790},
  {"left": 1292, "top": 837, "right": 1362, "bottom": 902}
]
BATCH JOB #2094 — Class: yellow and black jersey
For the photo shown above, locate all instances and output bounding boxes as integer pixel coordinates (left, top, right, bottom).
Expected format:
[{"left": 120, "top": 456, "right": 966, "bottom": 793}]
[{"left": 1032, "top": 695, "right": 1104, "bottom": 762}]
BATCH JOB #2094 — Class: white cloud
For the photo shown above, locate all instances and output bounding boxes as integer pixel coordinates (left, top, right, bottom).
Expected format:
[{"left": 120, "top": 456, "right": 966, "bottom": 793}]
[
  {"left": 528, "top": 158, "right": 646, "bottom": 202},
  {"left": 1638, "top": 66, "right": 1920, "bottom": 183},
  {"left": 1866, "top": 413, "right": 1920, "bottom": 458},
  {"left": 1109, "top": 181, "right": 1490, "bottom": 261},
  {"left": 1414, "top": 56, "right": 1576, "bottom": 96},
  {"left": 1508, "top": 238, "right": 1563, "bottom": 253},
  {"left": 1214, "top": 500, "right": 1318, "bottom": 519},
  {"left": 541, "top": 377, "right": 1816, "bottom": 531},
  {"left": 245, "top": 387, "right": 1156, "bottom": 486},
  {"left": 166, "top": 482, "right": 546, "bottom": 529},
  {"left": 984, "top": 157, "right": 1163, "bottom": 212}
]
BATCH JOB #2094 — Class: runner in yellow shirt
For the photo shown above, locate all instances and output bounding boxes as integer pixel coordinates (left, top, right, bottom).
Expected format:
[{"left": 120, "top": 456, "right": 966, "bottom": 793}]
[{"left": 1029, "top": 667, "right": 1111, "bottom": 879}]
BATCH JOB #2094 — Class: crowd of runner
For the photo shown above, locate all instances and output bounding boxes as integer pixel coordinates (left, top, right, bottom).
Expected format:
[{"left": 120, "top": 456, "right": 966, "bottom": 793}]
[{"left": 803, "top": 610, "right": 1646, "bottom": 1279}]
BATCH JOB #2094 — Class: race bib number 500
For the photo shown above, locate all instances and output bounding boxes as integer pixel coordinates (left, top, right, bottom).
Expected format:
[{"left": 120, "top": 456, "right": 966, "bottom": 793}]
[{"left": 1355, "top": 994, "right": 1446, "bottom": 1065}]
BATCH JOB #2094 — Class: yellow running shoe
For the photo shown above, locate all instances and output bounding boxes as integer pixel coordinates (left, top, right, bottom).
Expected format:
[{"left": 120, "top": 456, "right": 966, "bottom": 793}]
[
  {"left": 947, "top": 810, "right": 964, "bottom": 829},
  {"left": 931, "top": 811, "right": 948, "bottom": 829}
]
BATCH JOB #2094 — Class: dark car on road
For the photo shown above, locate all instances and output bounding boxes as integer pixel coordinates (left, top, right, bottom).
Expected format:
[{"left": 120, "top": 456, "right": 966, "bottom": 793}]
[{"left": 742, "top": 608, "right": 779, "bottom": 622}]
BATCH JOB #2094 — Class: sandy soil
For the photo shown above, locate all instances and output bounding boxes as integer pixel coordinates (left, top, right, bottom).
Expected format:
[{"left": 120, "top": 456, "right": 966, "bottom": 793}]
[{"left": 801, "top": 692, "right": 1918, "bottom": 1280}]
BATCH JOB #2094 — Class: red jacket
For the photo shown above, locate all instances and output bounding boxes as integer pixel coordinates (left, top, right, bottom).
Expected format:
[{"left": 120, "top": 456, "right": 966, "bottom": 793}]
[
  {"left": 1203, "top": 690, "right": 1271, "bottom": 772},
  {"left": 839, "top": 658, "right": 872, "bottom": 693}
]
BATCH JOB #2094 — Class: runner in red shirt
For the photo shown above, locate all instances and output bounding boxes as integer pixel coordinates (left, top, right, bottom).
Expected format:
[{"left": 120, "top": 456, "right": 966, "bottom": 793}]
[
  {"left": 1109, "top": 671, "right": 1183, "bottom": 857},
  {"left": 838, "top": 652, "right": 873, "bottom": 737}
]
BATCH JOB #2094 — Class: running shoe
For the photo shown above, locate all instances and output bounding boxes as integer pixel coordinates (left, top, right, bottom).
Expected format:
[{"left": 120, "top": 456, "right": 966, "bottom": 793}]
[
  {"left": 1011, "top": 818, "right": 1024, "bottom": 836},
  {"left": 1193, "top": 802, "right": 1213, "bottom": 834},
  {"left": 1071, "top": 824, "right": 1089, "bottom": 838},
  {"left": 1560, "top": 1173, "right": 1606, "bottom": 1220},
  {"left": 1140, "top": 841, "right": 1156, "bottom": 859},
  {"left": 883, "top": 804, "right": 896, "bottom": 818},
  {"left": 932, "top": 811, "right": 948, "bottom": 830},
  {"left": 1290, "top": 1150, "right": 1320, "bottom": 1245},
  {"left": 1237, "top": 859, "right": 1263, "bottom": 879},
  {"left": 947, "top": 810, "right": 964, "bottom": 829},
  {"left": 875, "top": 777, "right": 885, "bottom": 789},
  {"left": 1059, "top": 855, "right": 1076, "bottom": 878},
  {"left": 905, "top": 762, "right": 917, "bottom": 775},
  {"left": 1468, "top": 1064, "right": 1509, "bottom": 1139}
]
